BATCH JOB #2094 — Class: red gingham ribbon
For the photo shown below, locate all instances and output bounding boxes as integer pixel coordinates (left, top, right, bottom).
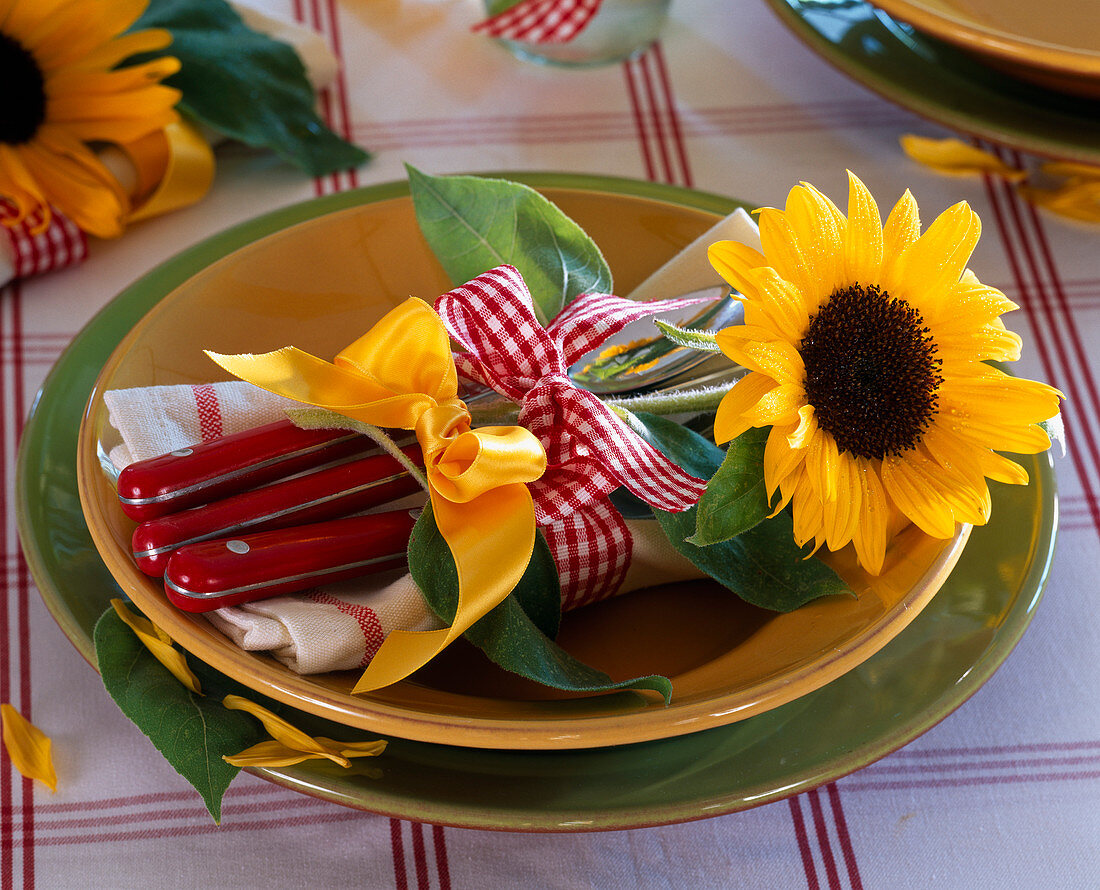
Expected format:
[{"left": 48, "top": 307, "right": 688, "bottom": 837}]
[
  {"left": 436, "top": 265, "right": 709, "bottom": 607},
  {"left": 472, "top": 0, "right": 602, "bottom": 44},
  {"left": 1, "top": 202, "right": 88, "bottom": 282}
]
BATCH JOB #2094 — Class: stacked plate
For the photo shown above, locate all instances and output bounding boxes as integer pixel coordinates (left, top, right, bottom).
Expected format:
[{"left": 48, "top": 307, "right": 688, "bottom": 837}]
[
  {"left": 765, "top": 0, "right": 1100, "bottom": 164},
  {"left": 870, "top": 0, "right": 1100, "bottom": 97},
  {"left": 17, "top": 176, "right": 1058, "bottom": 831}
]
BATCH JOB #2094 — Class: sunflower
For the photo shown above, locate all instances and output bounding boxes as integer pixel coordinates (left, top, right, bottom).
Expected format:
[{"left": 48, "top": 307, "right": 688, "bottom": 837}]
[
  {"left": 0, "top": 0, "right": 181, "bottom": 237},
  {"left": 707, "top": 172, "right": 1062, "bottom": 574}
]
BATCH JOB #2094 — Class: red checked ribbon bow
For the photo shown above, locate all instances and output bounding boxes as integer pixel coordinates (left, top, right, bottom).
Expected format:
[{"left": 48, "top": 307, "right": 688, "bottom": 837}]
[
  {"left": 473, "top": 0, "right": 602, "bottom": 44},
  {"left": 435, "top": 265, "right": 709, "bottom": 608},
  {"left": 1, "top": 202, "right": 87, "bottom": 282}
]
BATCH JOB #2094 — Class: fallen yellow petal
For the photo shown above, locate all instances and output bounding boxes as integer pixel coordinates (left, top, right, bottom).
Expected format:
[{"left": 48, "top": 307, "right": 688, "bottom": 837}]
[
  {"left": 900, "top": 135, "right": 1027, "bottom": 182},
  {"left": 1, "top": 704, "right": 57, "bottom": 792},
  {"left": 1038, "top": 160, "right": 1100, "bottom": 181},
  {"left": 223, "top": 737, "right": 387, "bottom": 769},
  {"left": 221, "top": 695, "right": 387, "bottom": 768},
  {"left": 110, "top": 599, "right": 202, "bottom": 695},
  {"left": 1017, "top": 181, "right": 1100, "bottom": 223}
]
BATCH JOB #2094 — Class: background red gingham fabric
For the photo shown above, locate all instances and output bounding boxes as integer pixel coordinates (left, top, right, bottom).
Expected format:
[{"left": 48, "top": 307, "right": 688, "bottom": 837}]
[
  {"left": 3, "top": 1, "right": 1097, "bottom": 887},
  {"left": 472, "top": 0, "right": 602, "bottom": 44},
  {"left": 0, "top": 205, "right": 87, "bottom": 282}
]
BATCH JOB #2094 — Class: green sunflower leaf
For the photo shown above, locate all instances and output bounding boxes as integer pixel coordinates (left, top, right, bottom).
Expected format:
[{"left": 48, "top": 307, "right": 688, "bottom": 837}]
[
  {"left": 94, "top": 607, "right": 266, "bottom": 824},
  {"left": 687, "top": 426, "right": 771, "bottom": 546},
  {"left": 407, "top": 504, "right": 672, "bottom": 702},
  {"left": 406, "top": 165, "right": 613, "bottom": 325},
  {"left": 132, "top": 0, "right": 368, "bottom": 175},
  {"left": 624, "top": 411, "right": 851, "bottom": 612}
]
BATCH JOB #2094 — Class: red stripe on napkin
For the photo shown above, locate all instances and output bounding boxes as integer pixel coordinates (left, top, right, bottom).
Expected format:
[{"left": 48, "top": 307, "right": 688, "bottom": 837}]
[
  {"left": 190, "top": 384, "right": 225, "bottom": 442},
  {"left": 306, "top": 592, "right": 385, "bottom": 666}
]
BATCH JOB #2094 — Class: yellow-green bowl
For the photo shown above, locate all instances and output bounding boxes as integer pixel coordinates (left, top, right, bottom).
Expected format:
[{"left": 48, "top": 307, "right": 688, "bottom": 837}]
[{"left": 76, "top": 177, "right": 970, "bottom": 750}]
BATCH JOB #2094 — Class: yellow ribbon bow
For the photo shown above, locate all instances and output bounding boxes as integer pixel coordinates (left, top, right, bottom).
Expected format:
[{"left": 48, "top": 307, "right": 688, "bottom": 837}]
[{"left": 207, "top": 297, "right": 546, "bottom": 692}]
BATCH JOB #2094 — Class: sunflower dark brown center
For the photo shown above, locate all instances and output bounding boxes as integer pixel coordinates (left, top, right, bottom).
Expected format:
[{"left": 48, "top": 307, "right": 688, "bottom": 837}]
[
  {"left": 800, "top": 284, "right": 942, "bottom": 460},
  {"left": 0, "top": 32, "right": 46, "bottom": 145}
]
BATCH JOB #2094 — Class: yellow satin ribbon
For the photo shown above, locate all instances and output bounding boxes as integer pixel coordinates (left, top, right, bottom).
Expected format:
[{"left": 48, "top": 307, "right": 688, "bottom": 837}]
[
  {"left": 121, "top": 120, "right": 216, "bottom": 223},
  {"left": 207, "top": 297, "right": 546, "bottom": 692}
]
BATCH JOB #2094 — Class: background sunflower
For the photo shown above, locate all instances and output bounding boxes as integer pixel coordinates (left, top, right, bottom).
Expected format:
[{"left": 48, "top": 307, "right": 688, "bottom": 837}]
[{"left": 0, "top": 0, "right": 180, "bottom": 237}]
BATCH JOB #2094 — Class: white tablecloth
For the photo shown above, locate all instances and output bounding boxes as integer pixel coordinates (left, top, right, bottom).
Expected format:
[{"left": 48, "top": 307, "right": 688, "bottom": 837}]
[{"left": 4, "top": 1, "right": 1097, "bottom": 887}]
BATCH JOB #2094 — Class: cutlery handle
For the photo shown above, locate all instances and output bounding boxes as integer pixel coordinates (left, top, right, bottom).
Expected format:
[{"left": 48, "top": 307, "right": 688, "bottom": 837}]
[
  {"left": 132, "top": 446, "right": 423, "bottom": 577},
  {"left": 164, "top": 511, "right": 416, "bottom": 612},
  {"left": 117, "top": 419, "right": 378, "bottom": 521}
]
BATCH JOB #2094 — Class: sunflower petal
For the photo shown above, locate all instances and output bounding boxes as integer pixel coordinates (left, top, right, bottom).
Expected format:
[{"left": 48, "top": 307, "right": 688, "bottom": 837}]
[
  {"left": 882, "top": 189, "right": 921, "bottom": 259},
  {"left": 883, "top": 201, "right": 981, "bottom": 306},
  {"left": 764, "top": 423, "right": 808, "bottom": 501},
  {"left": 843, "top": 170, "right": 883, "bottom": 286},
  {"left": 1, "top": 704, "right": 57, "bottom": 792},
  {"left": 789, "top": 471, "right": 825, "bottom": 551},
  {"left": 900, "top": 135, "right": 1027, "bottom": 181},
  {"left": 221, "top": 695, "right": 334, "bottom": 760},
  {"left": 787, "top": 404, "right": 817, "bottom": 450},
  {"left": 708, "top": 240, "right": 767, "bottom": 300},
  {"left": 110, "top": 599, "right": 202, "bottom": 694},
  {"left": 713, "top": 371, "right": 777, "bottom": 443},
  {"left": 743, "top": 382, "right": 805, "bottom": 427},
  {"left": 748, "top": 267, "right": 811, "bottom": 342},
  {"left": 853, "top": 465, "right": 888, "bottom": 574},
  {"left": 880, "top": 454, "right": 960, "bottom": 538}
]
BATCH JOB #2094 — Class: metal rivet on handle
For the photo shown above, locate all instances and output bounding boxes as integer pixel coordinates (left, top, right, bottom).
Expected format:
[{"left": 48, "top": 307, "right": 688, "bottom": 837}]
[
  {"left": 170, "top": 448, "right": 194, "bottom": 457},
  {"left": 225, "top": 540, "right": 250, "bottom": 554}
]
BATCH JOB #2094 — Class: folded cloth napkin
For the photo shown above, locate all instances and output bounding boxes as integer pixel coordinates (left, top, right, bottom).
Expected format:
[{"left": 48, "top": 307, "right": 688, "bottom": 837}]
[{"left": 104, "top": 208, "right": 761, "bottom": 675}]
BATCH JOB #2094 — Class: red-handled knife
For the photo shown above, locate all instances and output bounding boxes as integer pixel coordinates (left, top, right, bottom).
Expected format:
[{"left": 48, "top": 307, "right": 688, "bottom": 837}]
[
  {"left": 163, "top": 511, "right": 417, "bottom": 612},
  {"left": 116, "top": 419, "right": 381, "bottom": 521},
  {"left": 131, "top": 445, "right": 424, "bottom": 577}
]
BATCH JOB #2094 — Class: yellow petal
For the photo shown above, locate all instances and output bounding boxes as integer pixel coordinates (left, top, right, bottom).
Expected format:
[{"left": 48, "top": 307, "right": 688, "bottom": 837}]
[
  {"left": 789, "top": 471, "right": 825, "bottom": 551},
  {"left": 804, "top": 427, "right": 840, "bottom": 503},
  {"left": 1038, "top": 160, "right": 1100, "bottom": 180},
  {"left": 843, "top": 170, "right": 883, "bottom": 286},
  {"left": 787, "top": 404, "right": 817, "bottom": 450},
  {"left": 720, "top": 334, "right": 805, "bottom": 386},
  {"left": 713, "top": 371, "right": 776, "bottom": 443},
  {"left": 1, "top": 704, "right": 57, "bottom": 792},
  {"left": 882, "top": 189, "right": 921, "bottom": 259},
  {"left": 747, "top": 267, "right": 811, "bottom": 342},
  {"left": 221, "top": 695, "right": 335, "bottom": 761},
  {"left": 853, "top": 463, "right": 888, "bottom": 575},
  {"left": 763, "top": 423, "right": 808, "bottom": 501},
  {"left": 880, "top": 454, "right": 960, "bottom": 538},
  {"left": 743, "top": 382, "right": 805, "bottom": 428},
  {"left": 223, "top": 737, "right": 386, "bottom": 769},
  {"left": 824, "top": 454, "right": 861, "bottom": 551},
  {"left": 900, "top": 135, "right": 1027, "bottom": 181},
  {"left": 883, "top": 201, "right": 981, "bottom": 306},
  {"left": 1017, "top": 180, "right": 1100, "bottom": 223},
  {"left": 707, "top": 240, "right": 767, "bottom": 299},
  {"left": 110, "top": 600, "right": 202, "bottom": 694}
]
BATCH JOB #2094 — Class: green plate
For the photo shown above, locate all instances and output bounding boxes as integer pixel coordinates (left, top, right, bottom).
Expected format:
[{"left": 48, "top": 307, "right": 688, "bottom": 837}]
[
  {"left": 765, "top": 0, "right": 1100, "bottom": 164},
  {"left": 17, "top": 174, "right": 1058, "bottom": 831}
]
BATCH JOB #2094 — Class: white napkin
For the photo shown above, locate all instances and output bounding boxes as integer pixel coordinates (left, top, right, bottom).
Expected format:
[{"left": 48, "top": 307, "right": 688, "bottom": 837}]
[{"left": 104, "top": 208, "right": 760, "bottom": 675}]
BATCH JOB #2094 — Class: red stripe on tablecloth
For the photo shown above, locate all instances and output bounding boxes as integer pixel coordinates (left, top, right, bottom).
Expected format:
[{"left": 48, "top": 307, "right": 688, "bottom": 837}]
[
  {"left": 787, "top": 797, "right": 821, "bottom": 890},
  {"left": 635, "top": 51, "right": 675, "bottom": 184},
  {"left": 843, "top": 768, "right": 1100, "bottom": 793},
  {"left": 351, "top": 101, "right": 915, "bottom": 151},
  {"left": 808, "top": 788, "right": 842, "bottom": 890},
  {"left": 651, "top": 44, "right": 693, "bottom": 188},
  {"left": 981, "top": 148, "right": 1100, "bottom": 538},
  {"left": 325, "top": 0, "right": 359, "bottom": 191},
  {"left": 432, "top": 825, "right": 452, "bottom": 890},
  {"left": 826, "top": 784, "right": 863, "bottom": 890},
  {"left": 411, "top": 822, "right": 430, "bottom": 890},
  {"left": 1, "top": 282, "right": 13, "bottom": 890},
  {"left": 622, "top": 59, "right": 657, "bottom": 181},
  {"left": 11, "top": 284, "right": 33, "bottom": 889},
  {"left": 390, "top": 818, "right": 409, "bottom": 890}
]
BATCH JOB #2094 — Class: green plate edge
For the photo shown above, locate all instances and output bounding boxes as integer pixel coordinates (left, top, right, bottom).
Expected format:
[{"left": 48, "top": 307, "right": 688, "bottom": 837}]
[
  {"left": 765, "top": 0, "right": 1100, "bottom": 164},
  {"left": 16, "top": 173, "right": 1058, "bottom": 832}
]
